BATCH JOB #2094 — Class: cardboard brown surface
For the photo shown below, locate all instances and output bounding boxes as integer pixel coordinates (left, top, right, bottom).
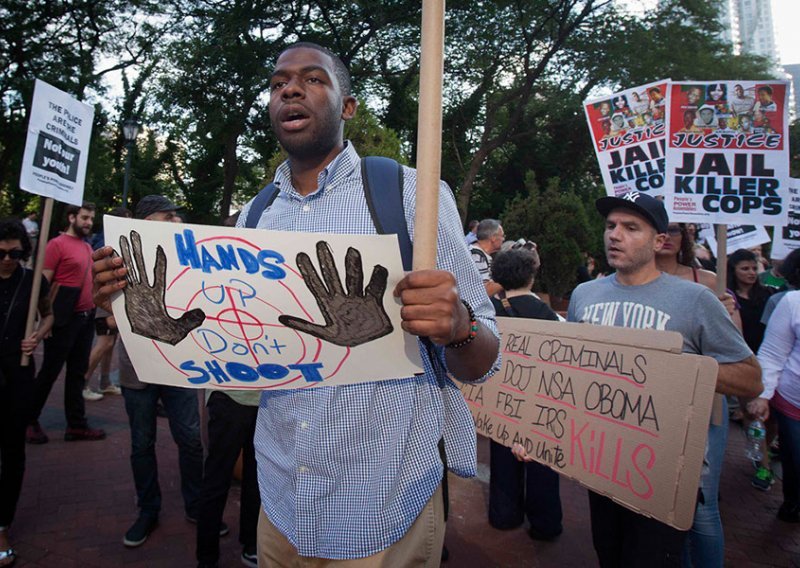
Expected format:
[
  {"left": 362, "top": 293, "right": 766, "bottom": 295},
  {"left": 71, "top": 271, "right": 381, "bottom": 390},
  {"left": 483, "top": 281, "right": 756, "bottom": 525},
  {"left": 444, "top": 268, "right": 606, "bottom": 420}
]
[{"left": 462, "top": 317, "right": 718, "bottom": 530}]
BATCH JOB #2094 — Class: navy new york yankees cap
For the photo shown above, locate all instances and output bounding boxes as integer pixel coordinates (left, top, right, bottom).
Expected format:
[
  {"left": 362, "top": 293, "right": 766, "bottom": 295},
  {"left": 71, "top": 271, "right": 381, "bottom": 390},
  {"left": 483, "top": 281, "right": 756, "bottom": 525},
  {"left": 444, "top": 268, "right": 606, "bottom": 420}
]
[{"left": 596, "top": 191, "right": 669, "bottom": 234}]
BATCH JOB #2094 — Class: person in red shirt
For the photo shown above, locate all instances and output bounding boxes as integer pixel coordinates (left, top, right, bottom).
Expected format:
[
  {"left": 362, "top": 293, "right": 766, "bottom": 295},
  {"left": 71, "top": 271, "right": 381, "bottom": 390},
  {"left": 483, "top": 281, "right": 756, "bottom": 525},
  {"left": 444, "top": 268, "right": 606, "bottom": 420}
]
[{"left": 26, "top": 203, "right": 106, "bottom": 444}]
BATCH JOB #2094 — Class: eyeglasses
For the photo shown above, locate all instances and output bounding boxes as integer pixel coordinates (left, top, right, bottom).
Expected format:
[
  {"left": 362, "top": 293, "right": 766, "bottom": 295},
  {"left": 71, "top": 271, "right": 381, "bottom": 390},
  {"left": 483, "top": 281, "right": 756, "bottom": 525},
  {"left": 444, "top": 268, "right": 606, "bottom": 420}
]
[
  {"left": 666, "top": 226, "right": 682, "bottom": 236},
  {"left": 0, "top": 249, "right": 24, "bottom": 260}
]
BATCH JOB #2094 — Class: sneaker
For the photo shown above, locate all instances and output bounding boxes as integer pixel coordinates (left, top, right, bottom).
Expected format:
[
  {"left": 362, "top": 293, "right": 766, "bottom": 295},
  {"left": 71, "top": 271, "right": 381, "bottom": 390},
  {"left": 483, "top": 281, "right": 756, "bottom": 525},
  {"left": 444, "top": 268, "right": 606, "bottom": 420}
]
[
  {"left": 64, "top": 427, "right": 106, "bottom": 441},
  {"left": 123, "top": 514, "right": 158, "bottom": 547},
  {"left": 752, "top": 466, "right": 775, "bottom": 491},
  {"left": 528, "top": 525, "right": 563, "bottom": 542},
  {"left": 778, "top": 503, "right": 800, "bottom": 523},
  {"left": 241, "top": 546, "right": 258, "bottom": 568},
  {"left": 100, "top": 385, "right": 122, "bottom": 395},
  {"left": 185, "top": 516, "right": 229, "bottom": 537},
  {"left": 82, "top": 388, "right": 104, "bottom": 401},
  {"left": 26, "top": 422, "right": 49, "bottom": 444}
]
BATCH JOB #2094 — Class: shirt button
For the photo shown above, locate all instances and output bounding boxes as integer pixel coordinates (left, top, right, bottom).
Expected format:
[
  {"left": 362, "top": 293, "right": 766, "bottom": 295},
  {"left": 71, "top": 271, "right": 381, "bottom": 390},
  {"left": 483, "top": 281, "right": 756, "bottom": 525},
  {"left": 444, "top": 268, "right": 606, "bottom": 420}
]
[
  {"left": 300, "top": 421, "right": 309, "bottom": 430},
  {"left": 298, "top": 466, "right": 309, "bottom": 474},
  {"left": 302, "top": 205, "right": 310, "bottom": 212}
]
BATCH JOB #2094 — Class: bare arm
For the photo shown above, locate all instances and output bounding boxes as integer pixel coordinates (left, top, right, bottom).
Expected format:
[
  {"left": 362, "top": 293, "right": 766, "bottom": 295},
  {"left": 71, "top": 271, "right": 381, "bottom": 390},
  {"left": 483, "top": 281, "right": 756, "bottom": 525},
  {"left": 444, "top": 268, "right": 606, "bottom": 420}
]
[
  {"left": 42, "top": 268, "right": 54, "bottom": 282},
  {"left": 484, "top": 280, "right": 503, "bottom": 297},
  {"left": 716, "top": 355, "right": 762, "bottom": 398}
]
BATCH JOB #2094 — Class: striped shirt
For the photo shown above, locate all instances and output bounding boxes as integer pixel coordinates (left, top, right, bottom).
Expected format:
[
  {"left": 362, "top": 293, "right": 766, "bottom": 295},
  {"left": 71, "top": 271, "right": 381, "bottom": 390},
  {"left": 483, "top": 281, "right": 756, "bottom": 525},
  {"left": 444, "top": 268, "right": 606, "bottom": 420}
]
[{"left": 238, "top": 142, "right": 499, "bottom": 558}]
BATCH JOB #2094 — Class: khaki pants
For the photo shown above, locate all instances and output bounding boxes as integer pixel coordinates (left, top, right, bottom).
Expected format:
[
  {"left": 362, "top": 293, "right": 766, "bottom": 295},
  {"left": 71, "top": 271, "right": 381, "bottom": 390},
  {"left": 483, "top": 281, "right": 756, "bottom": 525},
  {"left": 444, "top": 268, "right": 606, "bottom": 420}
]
[{"left": 257, "top": 484, "right": 445, "bottom": 567}]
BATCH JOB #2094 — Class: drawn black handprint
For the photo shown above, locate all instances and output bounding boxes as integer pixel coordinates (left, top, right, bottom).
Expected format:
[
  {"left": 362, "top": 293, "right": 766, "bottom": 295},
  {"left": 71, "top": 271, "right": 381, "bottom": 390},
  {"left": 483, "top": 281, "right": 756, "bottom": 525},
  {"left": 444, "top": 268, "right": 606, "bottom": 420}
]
[
  {"left": 278, "top": 241, "right": 393, "bottom": 347},
  {"left": 119, "top": 230, "right": 205, "bottom": 345}
]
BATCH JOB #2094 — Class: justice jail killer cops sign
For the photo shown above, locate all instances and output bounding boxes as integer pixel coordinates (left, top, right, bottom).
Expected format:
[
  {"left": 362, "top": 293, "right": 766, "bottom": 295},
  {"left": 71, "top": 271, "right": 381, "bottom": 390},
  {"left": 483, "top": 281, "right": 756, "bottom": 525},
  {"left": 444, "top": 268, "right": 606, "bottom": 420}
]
[
  {"left": 584, "top": 80, "right": 669, "bottom": 197},
  {"left": 463, "top": 318, "right": 718, "bottom": 530},
  {"left": 104, "top": 217, "right": 423, "bottom": 391},
  {"left": 20, "top": 79, "right": 94, "bottom": 206},
  {"left": 664, "top": 81, "right": 791, "bottom": 225}
]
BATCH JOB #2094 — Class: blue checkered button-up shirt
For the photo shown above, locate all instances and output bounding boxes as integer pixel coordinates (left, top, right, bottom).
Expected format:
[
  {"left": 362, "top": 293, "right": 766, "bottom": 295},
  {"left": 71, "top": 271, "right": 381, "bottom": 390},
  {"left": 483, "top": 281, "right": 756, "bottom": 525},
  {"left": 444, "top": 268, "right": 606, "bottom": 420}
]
[{"left": 238, "top": 143, "right": 499, "bottom": 559}]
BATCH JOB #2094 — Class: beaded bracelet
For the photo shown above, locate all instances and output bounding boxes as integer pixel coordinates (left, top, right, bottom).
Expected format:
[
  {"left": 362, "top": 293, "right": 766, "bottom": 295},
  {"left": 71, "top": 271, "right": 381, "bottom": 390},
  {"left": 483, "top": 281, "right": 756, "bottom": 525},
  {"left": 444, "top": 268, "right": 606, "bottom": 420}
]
[{"left": 446, "top": 299, "right": 479, "bottom": 349}]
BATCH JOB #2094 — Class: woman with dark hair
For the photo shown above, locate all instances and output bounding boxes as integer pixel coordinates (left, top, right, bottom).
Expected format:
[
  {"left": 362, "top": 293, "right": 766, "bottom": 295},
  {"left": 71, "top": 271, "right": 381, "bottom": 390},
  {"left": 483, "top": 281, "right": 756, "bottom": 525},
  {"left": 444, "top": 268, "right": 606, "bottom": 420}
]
[
  {"left": 655, "top": 222, "right": 740, "bottom": 567},
  {"left": 728, "top": 248, "right": 776, "bottom": 491},
  {"left": 748, "top": 250, "right": 800, "bottom": 522},
  {"left": 0, "top": 218, "right": 53, "bottom": 567},
  {"left": 728, "top": 248, "right": 774, "bottom": 354},
  {"left": 489, "top": 248, "right": 563, "bottom": 541}
]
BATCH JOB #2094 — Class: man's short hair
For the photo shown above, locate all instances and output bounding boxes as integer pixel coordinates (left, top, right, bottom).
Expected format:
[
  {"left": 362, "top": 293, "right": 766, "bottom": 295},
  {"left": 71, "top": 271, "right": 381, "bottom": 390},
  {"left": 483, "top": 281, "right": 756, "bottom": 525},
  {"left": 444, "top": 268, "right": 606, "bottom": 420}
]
[
  {"left": 0, "top": 218, "right": 32, "bottom": 261},
  {"left": 476, "top": 219, "right": 501, "bottom": 241},
  {"left": 758, "top": 85, "right": 773, "bottom": 96},
  {"left": 65, "top": 201, "right": 96, "bottom": 219},
  {"left": 280, "top": 42, "right": 352, "bottom": 96}
]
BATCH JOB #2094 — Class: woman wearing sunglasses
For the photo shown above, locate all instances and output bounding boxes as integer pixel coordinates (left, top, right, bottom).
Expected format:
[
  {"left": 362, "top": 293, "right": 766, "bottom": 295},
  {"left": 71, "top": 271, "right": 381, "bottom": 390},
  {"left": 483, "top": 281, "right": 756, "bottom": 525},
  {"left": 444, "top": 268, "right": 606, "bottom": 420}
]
[{"left": 0, "top": 218, "right": 53, "bottom": 567}]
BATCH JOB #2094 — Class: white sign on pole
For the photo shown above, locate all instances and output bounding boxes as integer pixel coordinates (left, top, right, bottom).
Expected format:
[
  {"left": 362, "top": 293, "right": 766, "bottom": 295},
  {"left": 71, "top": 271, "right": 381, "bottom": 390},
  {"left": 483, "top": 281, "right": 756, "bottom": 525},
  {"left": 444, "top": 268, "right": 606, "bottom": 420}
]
[
  {"left": 770, "top": 179, "right": 800, "bottom": 261},
  {"left": 704, "top": 224, "right": 770, "bottom": 256},
  {"left": 664, "top": 81, "right": 791, "bottom": 226},
  {"left": 19, "top": 79, "right": 94, "bottom": 205},
  {"left": 104, "top": 217, "right": 424, "bottom": 390}
]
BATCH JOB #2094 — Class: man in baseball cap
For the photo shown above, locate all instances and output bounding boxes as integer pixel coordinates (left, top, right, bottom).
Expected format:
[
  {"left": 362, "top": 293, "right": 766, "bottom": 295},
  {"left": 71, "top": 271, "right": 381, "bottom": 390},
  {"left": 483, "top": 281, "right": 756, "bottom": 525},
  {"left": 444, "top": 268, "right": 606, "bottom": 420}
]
[
  {"left": 562, "top": 189, "right": 761, "bottom": 565},
  {"left": 134, "top": 195, "right": 181, "bottom": 221}
]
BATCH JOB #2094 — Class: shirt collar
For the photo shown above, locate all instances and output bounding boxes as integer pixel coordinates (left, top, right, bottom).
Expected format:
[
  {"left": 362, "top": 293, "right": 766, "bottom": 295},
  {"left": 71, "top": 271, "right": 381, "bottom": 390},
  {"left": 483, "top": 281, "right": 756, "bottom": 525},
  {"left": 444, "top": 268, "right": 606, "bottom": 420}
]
[{"left": 273, "top": 141, "right": 360, "bottom": 197}]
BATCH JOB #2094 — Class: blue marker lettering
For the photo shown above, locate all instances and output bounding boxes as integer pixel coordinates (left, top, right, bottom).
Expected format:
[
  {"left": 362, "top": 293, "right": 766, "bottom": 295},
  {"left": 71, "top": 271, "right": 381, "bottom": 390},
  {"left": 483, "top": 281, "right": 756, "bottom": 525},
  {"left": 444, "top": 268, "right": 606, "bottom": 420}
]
[
  {"left": 257, "top": 250, "right": 286, "bottom": 280},
  {"left": 288, "top": 362, "right": 325, "bottom": 382},
  {"left": 216, "top": 244, "right": 240, "bottom": 270},
  {"left": 257, "top": 363, "right": 290, "bottom": 380},
  {"left": 175, "top": 229, "right": 201, "bottom": 268},
  {"left": 181, "top": 360, "right": 209, "bottom": 385},
  {"left": 225, "top": 362, "right": 259, "bottom": 382}
]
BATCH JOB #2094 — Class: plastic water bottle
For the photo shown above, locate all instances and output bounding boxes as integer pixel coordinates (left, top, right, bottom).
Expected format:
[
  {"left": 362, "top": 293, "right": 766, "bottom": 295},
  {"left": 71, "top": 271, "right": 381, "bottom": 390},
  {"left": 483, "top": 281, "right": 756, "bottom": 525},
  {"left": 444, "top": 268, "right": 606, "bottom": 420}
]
[{"left": 746, "top": 420, "right": 766, "bottom": 462}]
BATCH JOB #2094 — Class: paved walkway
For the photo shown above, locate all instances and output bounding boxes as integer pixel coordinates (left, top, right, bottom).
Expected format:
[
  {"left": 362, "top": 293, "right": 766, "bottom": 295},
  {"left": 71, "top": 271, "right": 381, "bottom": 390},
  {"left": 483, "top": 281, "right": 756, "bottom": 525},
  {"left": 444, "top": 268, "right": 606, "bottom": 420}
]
[{"left": 8, "top": 350, "right": 800, "bottom": 567}]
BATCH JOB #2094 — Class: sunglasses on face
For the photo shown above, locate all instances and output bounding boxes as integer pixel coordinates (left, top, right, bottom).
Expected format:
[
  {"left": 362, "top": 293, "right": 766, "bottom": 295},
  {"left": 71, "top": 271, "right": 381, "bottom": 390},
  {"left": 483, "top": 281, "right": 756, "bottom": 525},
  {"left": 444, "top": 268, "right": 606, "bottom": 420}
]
[
  {"left": 0, "top": 249, "right": 24, "bottom": 260},
  {"left": 666, "top": 226, "right": 682, "bottom": 236}
]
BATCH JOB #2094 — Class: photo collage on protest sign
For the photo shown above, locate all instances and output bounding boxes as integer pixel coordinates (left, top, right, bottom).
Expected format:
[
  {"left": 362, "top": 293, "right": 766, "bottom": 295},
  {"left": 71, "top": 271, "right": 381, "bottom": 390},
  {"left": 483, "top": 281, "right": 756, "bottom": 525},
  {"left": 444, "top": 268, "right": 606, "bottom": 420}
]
[
  {"left": 584, "top": 80, "right": 669, "bottom": 197},
  {"left": 664, "top": 80, "right": 790, "bottom": 226}
]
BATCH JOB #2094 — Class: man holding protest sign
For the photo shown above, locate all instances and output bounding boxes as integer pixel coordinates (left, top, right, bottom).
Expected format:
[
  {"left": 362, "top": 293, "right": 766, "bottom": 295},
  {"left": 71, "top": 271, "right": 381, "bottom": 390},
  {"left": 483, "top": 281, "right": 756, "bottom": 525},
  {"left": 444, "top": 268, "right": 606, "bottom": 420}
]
[
  {"left": 27, "top": 203, "right": 106, "bottom": 444},
  {"left": 565, "top": 191, "right": 761, "bottom": 567},
  {"left": 92, "top": 42, "right": 500, "bottom": 566}
]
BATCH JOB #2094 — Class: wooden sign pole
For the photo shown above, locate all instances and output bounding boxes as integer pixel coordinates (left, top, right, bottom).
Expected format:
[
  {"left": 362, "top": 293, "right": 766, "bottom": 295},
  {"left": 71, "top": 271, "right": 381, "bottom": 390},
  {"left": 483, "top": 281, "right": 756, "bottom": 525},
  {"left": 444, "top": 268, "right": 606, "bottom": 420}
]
[
  {"left": 21, "top": 197, "right": 54, "bottom": 366},
  {"left": 413, "top": 0, "right": 446, "bottom": 271},
  {"left": 715, "top": 224, "right": 727, "bottom": 296}
]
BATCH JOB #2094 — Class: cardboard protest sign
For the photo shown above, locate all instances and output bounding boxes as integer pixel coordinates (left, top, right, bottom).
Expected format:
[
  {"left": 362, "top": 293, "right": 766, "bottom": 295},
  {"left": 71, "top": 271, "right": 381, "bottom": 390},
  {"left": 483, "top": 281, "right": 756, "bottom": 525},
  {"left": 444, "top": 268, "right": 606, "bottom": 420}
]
[
  {"left": 584, "top": 80, "right": 669, "bottom": 197},
  {"left": 771, "top": 179, "right": 800, "bottom": 260},
  {"left": 463, "top": 317, "right": 717, "bottom": 530},
  {"left": 664, "top": 81, "right": 790, "bottom": 226},
  {"left": 104, "top": 217, "right": 424, "bottom": 390},
  {"left": 19, "top": 79, "right": 94, "bottom": 206},
  {"left": 704, "top": 224, "right": 770, "bottom": 256}
]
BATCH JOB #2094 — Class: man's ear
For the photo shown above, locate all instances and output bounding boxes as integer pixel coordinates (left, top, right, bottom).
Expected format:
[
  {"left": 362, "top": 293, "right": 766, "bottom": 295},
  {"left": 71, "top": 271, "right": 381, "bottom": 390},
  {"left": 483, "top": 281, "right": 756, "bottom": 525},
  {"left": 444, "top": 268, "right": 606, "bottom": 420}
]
[
  {"left": 653, "top": 233, "right": 668, "bottom": 253},
  {"left": 341, "top": 96, "right": 357, "bottom": 121}
]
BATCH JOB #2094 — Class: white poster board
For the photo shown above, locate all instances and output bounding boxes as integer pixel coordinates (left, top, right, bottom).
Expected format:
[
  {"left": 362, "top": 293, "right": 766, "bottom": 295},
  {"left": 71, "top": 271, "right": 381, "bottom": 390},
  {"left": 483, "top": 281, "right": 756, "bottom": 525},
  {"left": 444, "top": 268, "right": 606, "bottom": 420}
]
[
  {"left": 664, "top": 81, "right": 791, "bottom": 226},
  {"left": 771, "top": 179, "right": 800, "bottom": 260},
  {"left": 19, "top": 79, "right": 94, "bottom": 205},
  {"left": 105, "top": 217, "right": 424, "bottom": 390},
  {"left": 704, "top": 224, "right": 771, "bottom": 256},
  {"left": 584, "top": 80, "right": 669, "bottom": 197}
]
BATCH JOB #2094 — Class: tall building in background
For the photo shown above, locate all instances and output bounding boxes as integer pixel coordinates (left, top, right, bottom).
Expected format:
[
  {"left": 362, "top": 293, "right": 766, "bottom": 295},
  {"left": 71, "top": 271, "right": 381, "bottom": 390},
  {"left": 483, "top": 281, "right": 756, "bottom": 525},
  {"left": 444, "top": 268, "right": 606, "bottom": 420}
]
[
  {"left": 719, "top": 0, "right": 779, "bottom": 64},
  {"left": 783, "top": 64, "right": 800, "bottom": 119}
]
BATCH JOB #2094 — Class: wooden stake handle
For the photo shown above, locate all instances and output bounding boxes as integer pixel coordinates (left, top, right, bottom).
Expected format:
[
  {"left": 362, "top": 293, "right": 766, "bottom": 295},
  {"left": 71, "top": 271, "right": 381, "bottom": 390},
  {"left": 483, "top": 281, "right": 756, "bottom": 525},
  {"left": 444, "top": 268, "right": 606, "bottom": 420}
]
[
  {"left": 413, "top": 0, "right": 445, "bottom": 271},
  {"left": 21, "top": 197, "right": 54, "bottom": 366}
]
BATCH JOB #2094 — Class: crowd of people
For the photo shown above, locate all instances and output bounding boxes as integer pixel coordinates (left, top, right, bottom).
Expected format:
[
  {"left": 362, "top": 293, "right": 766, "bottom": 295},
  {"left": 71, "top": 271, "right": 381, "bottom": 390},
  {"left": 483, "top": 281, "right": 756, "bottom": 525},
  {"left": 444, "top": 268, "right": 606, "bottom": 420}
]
[{"left": 0, "top": 41, "right": 798, "bottom": 568}]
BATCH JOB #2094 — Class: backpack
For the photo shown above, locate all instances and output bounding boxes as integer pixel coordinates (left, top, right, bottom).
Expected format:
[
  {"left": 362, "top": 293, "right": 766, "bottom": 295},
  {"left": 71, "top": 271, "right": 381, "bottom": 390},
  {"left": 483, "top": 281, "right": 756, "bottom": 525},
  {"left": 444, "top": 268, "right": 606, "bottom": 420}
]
[
  {"left": 244, "top": 157, "right": 477, "bottom": 478},
  {"left": 245, "top": 157, "right": 413, "bottom": 271}
]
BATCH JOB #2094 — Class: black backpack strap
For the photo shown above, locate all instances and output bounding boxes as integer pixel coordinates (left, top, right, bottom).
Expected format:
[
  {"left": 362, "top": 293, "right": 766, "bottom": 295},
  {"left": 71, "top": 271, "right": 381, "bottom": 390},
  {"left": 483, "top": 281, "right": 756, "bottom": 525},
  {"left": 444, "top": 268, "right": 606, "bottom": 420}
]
[
  {"left": 245, "top": 182, "right": 279, "bottom": 229},
  {"left": 361, "top": 157, "right": 413, "bottom": 271}
]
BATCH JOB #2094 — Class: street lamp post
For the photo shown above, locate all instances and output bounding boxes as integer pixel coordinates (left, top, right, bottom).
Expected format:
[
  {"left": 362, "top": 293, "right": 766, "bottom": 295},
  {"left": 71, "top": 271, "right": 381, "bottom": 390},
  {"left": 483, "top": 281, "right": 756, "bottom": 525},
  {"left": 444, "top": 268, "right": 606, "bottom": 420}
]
[{"left": 121, "top": 118, "right": 141, "bottom": 209}]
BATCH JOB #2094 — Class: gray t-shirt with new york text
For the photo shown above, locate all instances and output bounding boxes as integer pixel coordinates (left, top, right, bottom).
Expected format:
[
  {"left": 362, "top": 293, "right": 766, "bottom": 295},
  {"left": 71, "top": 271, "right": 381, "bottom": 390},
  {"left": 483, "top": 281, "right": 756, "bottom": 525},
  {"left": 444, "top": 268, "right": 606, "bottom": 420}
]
[{"left": 568, "top": 273, "right": 752, "bottom": 363}]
